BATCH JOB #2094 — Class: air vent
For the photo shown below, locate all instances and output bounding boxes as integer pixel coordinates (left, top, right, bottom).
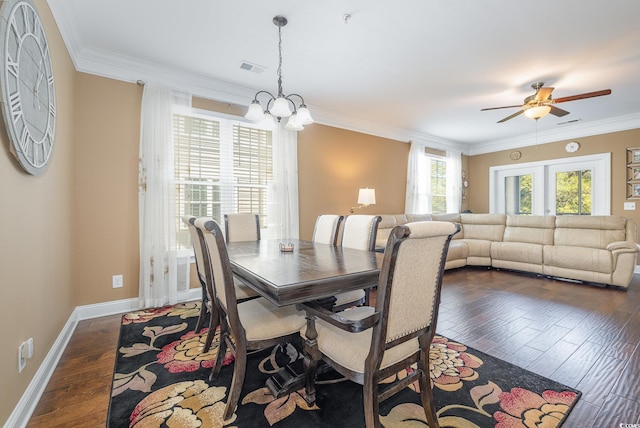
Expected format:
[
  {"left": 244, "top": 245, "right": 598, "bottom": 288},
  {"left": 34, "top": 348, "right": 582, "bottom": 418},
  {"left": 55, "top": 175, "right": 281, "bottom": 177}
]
[
  {"left": 557, "top": 118, "right": 582, "bottom": 126},
  {"left": 240, "top": 61, "right": 265, "bottom": 74}
]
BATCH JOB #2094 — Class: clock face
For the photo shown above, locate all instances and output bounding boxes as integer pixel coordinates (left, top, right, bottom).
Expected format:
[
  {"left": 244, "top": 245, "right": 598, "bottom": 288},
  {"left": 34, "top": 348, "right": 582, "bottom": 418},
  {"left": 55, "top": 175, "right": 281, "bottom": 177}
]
[
  {"left": 0, "top": 0, "right": 56, "bottom": 175},
  {"left": 565, "top": 142, "right": 580, "bottom": 153}
]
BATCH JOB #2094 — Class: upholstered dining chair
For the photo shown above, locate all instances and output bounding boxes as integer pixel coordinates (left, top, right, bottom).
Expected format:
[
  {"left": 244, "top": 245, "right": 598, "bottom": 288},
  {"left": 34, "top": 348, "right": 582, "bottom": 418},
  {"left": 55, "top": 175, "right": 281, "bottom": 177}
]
[
  {"left": 194, "top": 218, "right": 307, "bottom": 422},
  {"left": 183, "top": 215, "right": 258, "bottom": 353},
  {"left": 300, "top": 220, "right": 460, "bottom": 428},
  {"left": 340, "top": 214, "right": 382, "bottom": 251},
  {"left": 312, "top": 214, "right": 367, "bottom": 312},
  {"left": 340, "top": 214, "right": 382, "bottom": 305},
  {"left": 224, "top": 213, "right": 261, "bottom": 243}
]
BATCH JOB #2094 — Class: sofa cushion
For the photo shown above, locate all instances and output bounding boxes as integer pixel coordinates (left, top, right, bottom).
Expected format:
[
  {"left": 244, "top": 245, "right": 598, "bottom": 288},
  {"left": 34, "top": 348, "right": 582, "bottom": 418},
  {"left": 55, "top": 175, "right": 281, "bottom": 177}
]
[
  {"left": 503, "top": 215, "right": 555, "bottom": 245},
  {"left": 460, "top": 213, "right": 506, "bottom": 242},
  {"left": 543, "top": 245, "right": 613, "bottom": 274},
  {"left": 491, "top": 242, "right": 544, "bottom": 265},
  {"left": 554, "top": 215, "right": 627, "bottom": 249}
]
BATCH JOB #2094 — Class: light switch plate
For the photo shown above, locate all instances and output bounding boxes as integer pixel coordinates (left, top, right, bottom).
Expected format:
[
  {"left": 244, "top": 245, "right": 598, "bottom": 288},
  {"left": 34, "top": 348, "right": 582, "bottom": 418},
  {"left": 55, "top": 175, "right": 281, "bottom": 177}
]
[{"left": 624, "top": 202, "right": 636, "bottom": 210}]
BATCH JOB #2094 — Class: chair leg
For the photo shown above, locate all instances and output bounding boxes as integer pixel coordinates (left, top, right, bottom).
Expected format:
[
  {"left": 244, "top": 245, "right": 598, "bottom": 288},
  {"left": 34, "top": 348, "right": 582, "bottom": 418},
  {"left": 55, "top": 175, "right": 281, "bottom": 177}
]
[
  {"left": 363, "top": 374, "right": 380, "bottom": 428},
  {"left": 194, "top": 285, "right": 208, "bottom": 333},
  {"left": 210, "top": 318, "right": 228, "bottom": 381},
  {"left": 418, "top": 354, "right": 440, "bottom": 428},
  {"left": 223, "top": 341, "right": 247, "bottom": 421},
  {"left": 203, "top": 303, "right": 219, "bottom": 353}
]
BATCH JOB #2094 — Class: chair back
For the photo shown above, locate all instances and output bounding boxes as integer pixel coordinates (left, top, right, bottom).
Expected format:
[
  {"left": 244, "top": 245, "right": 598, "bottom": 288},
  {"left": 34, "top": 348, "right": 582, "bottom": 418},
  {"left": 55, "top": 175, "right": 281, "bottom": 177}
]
[
  {"left": 341, "top": 215, "right": 382, "bottom": 251},
  {"left": 224, "top": 213, "right": 260, "bottom": 243},
  {"left": 312, "top": 215, "right": 344, "bottom": 246},
  {"left": 194, "top": 218, "right": 238, "bottom": 320},
  {"left": 372, "top": 221, "right": 459, "bottom": 361},
  {"left": 182, "top": 215, "right": 207, "bottom": 285}
]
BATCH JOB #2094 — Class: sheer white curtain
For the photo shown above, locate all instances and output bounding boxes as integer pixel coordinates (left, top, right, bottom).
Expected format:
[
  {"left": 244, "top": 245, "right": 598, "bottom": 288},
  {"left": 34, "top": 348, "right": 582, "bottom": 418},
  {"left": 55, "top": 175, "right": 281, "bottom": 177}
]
[
  {"left": 138, "top": 83, "right": 192, "bottom": 308},
  {"left": 266, "top": 123, "right": 299, "bottom": 239},
  {"left": 405, "top": 141, "right": 429, "bottom": 214},
  {"left": 446, "top": 149, "right": 462, "bottom": 213}
]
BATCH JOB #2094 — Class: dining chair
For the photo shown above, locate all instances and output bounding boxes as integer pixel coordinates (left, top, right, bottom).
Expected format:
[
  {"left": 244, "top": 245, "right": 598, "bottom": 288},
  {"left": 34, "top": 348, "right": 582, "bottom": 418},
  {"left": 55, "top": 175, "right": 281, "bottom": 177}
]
[
  {"left": 224, "top": 213, "right": 261, "bottom": 243},
  {"left": 181, "top": 215, "right": 212, "bottom": 334},
  {"left": 340, "top": 214, "right": 382, "bottom": 305},
  {"left": 300, "top": 220, "right": 460, "bottom": 428},
  {"left": 312, "top": 214, "right": 367, "bottom": 312},
  {"left": 184, "top": 215, "right": 259, "bottom": 353},
  {"left": 194, "top": 218, "right": 307, "bottom": 422}
]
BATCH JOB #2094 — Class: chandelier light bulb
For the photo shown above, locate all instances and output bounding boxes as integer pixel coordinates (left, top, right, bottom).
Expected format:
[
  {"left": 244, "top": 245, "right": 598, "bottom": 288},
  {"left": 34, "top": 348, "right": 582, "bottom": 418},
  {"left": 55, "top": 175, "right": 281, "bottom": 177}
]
[{"left": 285, "top": 113, "right": 304, "bottom": 131}]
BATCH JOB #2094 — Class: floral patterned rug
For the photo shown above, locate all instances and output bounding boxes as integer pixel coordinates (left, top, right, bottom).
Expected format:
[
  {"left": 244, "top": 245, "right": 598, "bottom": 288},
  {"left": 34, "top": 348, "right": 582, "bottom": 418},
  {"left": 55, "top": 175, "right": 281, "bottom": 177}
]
[{"left": 108, "top": 302, "right": 581, "bottom": 427}]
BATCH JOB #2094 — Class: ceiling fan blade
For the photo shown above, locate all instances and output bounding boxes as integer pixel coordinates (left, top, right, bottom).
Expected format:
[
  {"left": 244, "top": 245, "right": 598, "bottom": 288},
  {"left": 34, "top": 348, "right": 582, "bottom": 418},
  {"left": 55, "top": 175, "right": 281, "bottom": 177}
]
[
  {"left": 554, "top": 89, "right": 612, "bottom": 104},
  {"left": 497, "top": 110, "right": 524, "bottom": 123},
  {"left": 549, "top": 105, "right": 570, "bottom": 117},
  {"left": 535, "top": 87, "right": 554, "bottom": 102},
  {"left": 481, "top": 105, "right": 524, "bottom": 111}
]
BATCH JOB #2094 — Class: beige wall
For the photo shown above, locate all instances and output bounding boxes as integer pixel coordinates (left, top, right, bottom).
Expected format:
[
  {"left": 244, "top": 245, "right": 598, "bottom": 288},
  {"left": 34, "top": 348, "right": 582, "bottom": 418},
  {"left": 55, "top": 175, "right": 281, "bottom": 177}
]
[
  {"left": 0, "top": 0, "right": 76, "bottom": 422},
  {"left": 466, "top": 129, "right": 640, "bottom": 233},
  {"left": 72, "top": 75, "right": 143, "bottom": 304},
  {"left": 297, "top": 124, "right": 409, "bottom": 239}
]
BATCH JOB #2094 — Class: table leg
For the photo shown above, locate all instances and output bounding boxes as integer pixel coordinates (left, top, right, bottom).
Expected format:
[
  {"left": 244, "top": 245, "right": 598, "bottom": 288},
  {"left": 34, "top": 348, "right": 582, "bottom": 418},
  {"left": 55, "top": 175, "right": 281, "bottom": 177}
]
[{"left": 303, "top": 314, "right": 320, "bottom": 406}]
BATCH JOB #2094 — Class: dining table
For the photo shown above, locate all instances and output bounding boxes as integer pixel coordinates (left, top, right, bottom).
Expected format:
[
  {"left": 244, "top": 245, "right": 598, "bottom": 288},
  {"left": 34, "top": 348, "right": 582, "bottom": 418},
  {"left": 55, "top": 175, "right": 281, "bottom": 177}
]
[
  {"left": 226, "top": 238, "right": 384, "bottom": 307},
  {"left": 226, "top": 238, "right": 384, "bottom": 398}
]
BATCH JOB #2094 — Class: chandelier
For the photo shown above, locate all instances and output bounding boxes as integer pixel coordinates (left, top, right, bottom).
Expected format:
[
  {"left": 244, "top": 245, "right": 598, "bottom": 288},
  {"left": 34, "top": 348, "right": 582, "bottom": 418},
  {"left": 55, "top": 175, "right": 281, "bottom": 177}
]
[{"left": 244, "top": 16, "right": 313, "bottom": 131}]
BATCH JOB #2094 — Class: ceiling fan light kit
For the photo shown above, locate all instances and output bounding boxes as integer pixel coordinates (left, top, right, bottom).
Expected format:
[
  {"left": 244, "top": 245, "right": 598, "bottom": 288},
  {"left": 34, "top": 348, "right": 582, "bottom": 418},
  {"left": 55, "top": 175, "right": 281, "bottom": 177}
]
[{"left": 482, "top": 82, "right": 611, "bottom": 123}]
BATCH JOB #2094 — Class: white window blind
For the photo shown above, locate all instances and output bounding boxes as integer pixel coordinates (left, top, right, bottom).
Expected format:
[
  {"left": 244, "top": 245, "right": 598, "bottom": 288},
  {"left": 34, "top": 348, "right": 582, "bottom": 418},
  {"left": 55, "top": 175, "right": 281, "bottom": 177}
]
[{"left": 174, "top": 112, "right": 272, "bottom": 249}]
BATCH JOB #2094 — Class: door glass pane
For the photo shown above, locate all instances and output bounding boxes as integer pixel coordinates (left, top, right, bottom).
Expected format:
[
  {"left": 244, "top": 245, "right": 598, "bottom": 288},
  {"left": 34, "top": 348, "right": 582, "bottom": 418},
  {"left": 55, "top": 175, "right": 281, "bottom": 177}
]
[
  {"left": 504, "top": 175, "right": 532, "bottom": 214},
  {"left": 556, "top": 170, "right": 591, "bottom": 215}
]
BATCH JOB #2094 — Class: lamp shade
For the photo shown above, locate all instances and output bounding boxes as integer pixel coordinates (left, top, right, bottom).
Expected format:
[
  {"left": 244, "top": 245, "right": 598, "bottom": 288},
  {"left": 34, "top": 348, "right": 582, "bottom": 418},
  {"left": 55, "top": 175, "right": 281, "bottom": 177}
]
[
  {"left": 524, "top": 105, "right": 551, "bottom": 120},
  {"left": 259, "top": 112, "right": 277, "bottom": 130},
  {"left": 296, "top": 106, "right": 314, "bottom": 125},
  {"left": 285, "top": 113, "right": 303, "bottom": 131},
  {"left": 271, "top": 97, "right": 292, "bottom": 117},
  {"left": 357, "top": 188, "right": 376, "bottom": 205},
  {"left": 245, "top": 101, "right": 265, "bottom": 122}
]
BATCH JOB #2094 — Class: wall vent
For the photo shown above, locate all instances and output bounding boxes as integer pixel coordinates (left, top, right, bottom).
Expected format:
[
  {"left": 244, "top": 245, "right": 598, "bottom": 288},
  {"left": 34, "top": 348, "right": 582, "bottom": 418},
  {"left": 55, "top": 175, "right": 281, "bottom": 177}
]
[
  {"left": 557, "top": 118, "right": 582, "bottom": 126},
  {"left": 240, "top": 61, "right": 265, "bottom": 74}
]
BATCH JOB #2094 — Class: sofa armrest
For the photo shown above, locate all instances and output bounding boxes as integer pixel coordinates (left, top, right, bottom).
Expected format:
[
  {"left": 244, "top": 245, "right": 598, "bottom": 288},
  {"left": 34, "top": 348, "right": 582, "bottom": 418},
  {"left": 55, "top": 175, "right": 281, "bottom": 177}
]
[{"left": 606, "top": 241, "right": 639, "bottom": 252}]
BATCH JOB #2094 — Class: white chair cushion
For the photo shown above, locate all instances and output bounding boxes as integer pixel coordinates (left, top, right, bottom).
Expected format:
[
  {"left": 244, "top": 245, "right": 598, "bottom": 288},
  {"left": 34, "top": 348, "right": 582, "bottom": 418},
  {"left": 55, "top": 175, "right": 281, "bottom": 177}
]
[
  {"left": 239, "top": 298, "right": 306, "bottom": 342},
  {"left": 333, "top": 289, "right": 366, "bottom": 307},
  {"left": 233, "top": 277, "right": 259, "bottom": 299},
  {"left": 301, "top": 306, "right": 419, "bottom": 374}
]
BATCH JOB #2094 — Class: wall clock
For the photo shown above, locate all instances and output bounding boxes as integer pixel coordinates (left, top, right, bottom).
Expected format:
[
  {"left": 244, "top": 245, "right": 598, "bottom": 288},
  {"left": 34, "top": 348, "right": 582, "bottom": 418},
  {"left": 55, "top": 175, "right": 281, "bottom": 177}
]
[
  {"left": 0, "top": 0, "right": 56, "bottom": 175},
  {"left": 565, "top": 141, "right": 580, "bottom": 153}
]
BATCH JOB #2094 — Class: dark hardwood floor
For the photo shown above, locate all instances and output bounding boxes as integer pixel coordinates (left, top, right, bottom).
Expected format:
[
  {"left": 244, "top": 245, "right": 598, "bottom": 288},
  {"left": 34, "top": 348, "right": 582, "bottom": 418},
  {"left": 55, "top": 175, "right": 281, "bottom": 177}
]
[{"left": 27, "top": 268, "right": 640, "bottom": 427}]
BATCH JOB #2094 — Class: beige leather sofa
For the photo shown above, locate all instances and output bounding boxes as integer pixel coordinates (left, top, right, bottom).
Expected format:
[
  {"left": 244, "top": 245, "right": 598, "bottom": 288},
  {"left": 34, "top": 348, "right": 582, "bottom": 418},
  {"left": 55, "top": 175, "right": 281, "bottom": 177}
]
[{"left": 375, "top": 213, "right": 639, "bottom": 289}]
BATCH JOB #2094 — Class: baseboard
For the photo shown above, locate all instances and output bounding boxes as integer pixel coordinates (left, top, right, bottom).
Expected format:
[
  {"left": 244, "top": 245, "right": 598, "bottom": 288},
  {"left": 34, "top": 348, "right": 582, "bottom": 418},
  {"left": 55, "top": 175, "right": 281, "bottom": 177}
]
[
  {"left": 635, "top": 265, "right": 640, "bottom": 275},
  {"left": 4, "top": 288, "right": 202, "bottom": 428}
]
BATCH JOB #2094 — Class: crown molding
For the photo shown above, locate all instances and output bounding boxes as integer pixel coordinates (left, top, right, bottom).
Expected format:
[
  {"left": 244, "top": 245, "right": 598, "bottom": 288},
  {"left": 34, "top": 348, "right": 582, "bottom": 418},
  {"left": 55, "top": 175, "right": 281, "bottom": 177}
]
[{"left": 468, "top": 113, "right": 640, "bottom": 156}]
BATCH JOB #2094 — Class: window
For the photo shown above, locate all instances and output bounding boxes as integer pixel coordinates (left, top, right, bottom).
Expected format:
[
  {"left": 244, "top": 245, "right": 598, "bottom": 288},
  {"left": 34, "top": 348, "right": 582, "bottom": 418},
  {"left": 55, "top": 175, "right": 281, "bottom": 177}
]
[
  {"left": 555, "top": 170, "right": 591, "bottom": 215},
  {"left": 174, "top": 111, "right": 272, "bottom": 249},
  {"left": 428, "top": 156, "right": 447, "bottom": 214},
  {"left": 504, "top": 174, "right": 532, "bottom": 214}
]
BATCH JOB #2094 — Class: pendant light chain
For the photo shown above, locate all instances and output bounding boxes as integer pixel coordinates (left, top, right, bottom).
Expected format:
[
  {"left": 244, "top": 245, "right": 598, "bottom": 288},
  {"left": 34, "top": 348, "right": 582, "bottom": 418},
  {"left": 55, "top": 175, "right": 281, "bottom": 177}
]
[{"left": 277, "top": 24, "right": 284, "bottom": 97}]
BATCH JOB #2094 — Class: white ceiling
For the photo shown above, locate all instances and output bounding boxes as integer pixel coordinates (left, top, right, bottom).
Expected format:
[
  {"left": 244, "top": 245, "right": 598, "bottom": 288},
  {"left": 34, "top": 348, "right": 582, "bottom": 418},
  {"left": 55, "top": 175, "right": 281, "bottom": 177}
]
[{"left": 47, "top": 0, "right": 640, "bottom": 154}]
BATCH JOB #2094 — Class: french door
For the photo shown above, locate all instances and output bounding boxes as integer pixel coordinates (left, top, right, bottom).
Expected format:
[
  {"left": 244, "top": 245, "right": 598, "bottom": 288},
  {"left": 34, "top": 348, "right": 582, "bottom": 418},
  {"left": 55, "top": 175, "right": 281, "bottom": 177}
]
[{"left": 490, "top": 153, "right": 610, "bottom": 215}]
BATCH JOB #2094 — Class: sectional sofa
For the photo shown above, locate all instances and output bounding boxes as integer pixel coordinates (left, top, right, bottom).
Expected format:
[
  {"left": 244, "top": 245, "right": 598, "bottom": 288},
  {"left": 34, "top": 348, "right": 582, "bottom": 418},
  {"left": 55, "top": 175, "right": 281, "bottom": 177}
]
[{"left": 374, "top": 213, "right": 639, "bottom": 289}]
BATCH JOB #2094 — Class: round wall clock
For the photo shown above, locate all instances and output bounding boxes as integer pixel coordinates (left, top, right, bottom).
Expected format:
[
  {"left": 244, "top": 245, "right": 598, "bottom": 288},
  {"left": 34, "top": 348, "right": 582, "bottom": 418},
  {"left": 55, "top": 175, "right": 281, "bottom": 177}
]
[
  {"left": 0, "top": 0, "right": 56, "bottom": 175},
  {"left": 510, "top": 150, "right": 522, "bottom": 160},
  {"left": 565, "top": 141, "right": 580, "bottom": 153}
]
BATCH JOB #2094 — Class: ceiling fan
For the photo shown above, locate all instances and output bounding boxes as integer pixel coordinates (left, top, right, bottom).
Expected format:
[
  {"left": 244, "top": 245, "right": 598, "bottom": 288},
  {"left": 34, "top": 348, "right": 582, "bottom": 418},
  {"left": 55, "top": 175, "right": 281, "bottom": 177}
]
[{"left": 481, "top": 82, "right": 612, "bottom": 123}]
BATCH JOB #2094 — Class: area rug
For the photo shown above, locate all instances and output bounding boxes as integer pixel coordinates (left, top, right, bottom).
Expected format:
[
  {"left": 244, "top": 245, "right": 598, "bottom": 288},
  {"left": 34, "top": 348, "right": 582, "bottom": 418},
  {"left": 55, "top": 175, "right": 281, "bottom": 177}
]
[{"left": 108, "top": 302, "right": 581, "bottom": 427}]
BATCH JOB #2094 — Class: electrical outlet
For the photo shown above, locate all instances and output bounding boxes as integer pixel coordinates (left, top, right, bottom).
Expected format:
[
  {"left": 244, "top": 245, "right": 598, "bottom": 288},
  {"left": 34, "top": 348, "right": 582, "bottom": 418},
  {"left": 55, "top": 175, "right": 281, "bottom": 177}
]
[
  {"left": 112, "top": 274, "right": 123, "bottom": 288},
  {"left": 624, "top": 202, "right": 636, "bottom": 210}
]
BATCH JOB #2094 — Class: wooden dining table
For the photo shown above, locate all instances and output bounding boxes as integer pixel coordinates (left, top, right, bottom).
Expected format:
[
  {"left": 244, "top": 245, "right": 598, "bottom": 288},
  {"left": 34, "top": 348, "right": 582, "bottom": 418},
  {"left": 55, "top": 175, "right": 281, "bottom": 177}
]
[
  {"left": 226, "top": 238, "right": 384, "bottom": 398},
  {"left": 226, "top": 238, "right": 384, "bottom": 307}
]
